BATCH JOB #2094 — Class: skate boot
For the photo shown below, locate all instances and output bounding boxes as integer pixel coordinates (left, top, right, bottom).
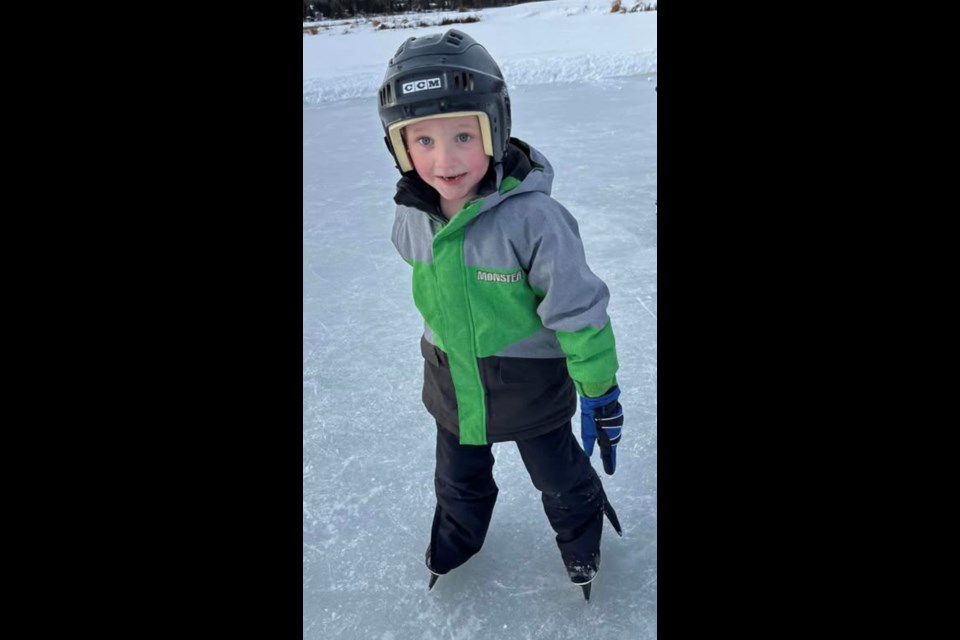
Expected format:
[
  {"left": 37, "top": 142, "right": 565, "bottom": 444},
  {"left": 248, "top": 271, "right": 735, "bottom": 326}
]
[{"left": 566, "top": 550, "right": 600, "bottom": 601}]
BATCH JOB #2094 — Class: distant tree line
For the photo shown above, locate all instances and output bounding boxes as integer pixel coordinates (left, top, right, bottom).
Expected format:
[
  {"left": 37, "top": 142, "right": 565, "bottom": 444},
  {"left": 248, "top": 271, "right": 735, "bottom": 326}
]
[{"left": 304, "top": 0, "right": 541, "bottom": 21}]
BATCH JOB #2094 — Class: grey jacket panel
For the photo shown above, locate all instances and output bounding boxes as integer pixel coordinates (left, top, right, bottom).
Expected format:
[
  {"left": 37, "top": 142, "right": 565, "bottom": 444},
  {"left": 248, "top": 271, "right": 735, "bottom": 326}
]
[
  {"left": 514, "top": 193, "right": 612, "bottom": 333},
  {"left": 462, "top": 163, "right": 611, "bottom": 336},
  {"left": 492, "top": 326, "right": 565, "bottom": 359},
  {"left": 392, "top": 205, "right": 441, "bottom": 264}
]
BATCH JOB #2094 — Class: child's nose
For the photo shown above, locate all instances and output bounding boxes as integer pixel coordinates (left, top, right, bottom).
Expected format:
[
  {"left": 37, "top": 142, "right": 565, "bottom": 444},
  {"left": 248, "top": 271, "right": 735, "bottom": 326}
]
[{"left": 435, "top": 141, "right": 458, "bottom": 165}]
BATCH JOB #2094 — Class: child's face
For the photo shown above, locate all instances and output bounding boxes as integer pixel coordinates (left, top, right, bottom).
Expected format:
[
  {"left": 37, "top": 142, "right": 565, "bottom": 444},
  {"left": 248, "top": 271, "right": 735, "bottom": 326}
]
[{"left": 403, "top": 115, "right": 491, "bottom": 216}]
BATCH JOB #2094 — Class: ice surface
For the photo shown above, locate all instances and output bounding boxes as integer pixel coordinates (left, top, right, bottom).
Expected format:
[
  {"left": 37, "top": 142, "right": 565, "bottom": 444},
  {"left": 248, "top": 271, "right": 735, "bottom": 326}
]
[{"left": 303, "top": 75, "right": 656, "bottom": 639}]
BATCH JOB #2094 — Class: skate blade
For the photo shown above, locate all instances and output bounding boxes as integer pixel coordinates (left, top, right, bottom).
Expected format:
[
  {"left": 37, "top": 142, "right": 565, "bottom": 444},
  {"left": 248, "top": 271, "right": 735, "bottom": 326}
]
[
  {"left": 428, "top": 573, "right": 439, "bottom": 591},
  {"left": 603, "top": 501, "right": 623, "bottom": 537},
  {"left": 581, "top": 583, "right": 592, "bottom": 601}
]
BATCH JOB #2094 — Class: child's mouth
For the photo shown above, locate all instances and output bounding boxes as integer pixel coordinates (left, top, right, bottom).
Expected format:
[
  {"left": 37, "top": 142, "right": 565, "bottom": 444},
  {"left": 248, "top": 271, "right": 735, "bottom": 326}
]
[{"left": 439, "top": 173, "right": 467, "bottom": 184}]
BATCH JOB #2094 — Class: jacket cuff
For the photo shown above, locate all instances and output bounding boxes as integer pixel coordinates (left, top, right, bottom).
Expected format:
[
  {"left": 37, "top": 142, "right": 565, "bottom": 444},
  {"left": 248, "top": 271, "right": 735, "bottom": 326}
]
[{"left": 577, "top": 377, "right": 617, "bottom": 398}]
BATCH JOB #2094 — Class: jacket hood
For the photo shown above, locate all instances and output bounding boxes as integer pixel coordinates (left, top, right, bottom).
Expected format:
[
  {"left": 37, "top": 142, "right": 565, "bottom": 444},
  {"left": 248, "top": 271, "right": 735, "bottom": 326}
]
[{"left": 393, "top": 138, "right": 554, "bottom": 215}]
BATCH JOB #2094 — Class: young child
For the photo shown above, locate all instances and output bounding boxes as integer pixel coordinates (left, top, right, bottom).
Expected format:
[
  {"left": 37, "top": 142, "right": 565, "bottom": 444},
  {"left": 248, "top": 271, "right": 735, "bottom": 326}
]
[{"left": 377, "top": 29, "right": 624, "bottom": 601}]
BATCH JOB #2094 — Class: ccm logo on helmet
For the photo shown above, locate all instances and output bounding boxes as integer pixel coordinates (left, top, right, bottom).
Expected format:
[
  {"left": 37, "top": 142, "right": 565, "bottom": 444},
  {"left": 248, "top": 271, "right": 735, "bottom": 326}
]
[{"left": 402, "top": 77, "right": 442, "bottom": 94}]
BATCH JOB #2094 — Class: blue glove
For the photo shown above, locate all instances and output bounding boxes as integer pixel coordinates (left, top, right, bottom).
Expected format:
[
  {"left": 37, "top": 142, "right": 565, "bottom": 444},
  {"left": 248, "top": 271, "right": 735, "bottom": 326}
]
[{"left": 579, "top": 386, "right": 623, "bottom": 475}]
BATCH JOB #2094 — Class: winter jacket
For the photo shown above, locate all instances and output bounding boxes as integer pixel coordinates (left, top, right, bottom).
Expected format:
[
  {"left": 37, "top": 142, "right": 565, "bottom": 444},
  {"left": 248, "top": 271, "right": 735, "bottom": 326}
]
[{"left": 392, "top": 139, "right": 619, "bottom": 445}]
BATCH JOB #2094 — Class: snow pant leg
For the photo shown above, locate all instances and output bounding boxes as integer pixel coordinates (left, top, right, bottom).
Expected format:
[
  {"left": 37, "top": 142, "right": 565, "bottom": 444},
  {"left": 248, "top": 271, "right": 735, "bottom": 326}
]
[
  {"left": 515, "top": 422, "right": 605, "bottom": 572},
  {"left": 429, "top": 423, "right": 499, "bottom": 574}
]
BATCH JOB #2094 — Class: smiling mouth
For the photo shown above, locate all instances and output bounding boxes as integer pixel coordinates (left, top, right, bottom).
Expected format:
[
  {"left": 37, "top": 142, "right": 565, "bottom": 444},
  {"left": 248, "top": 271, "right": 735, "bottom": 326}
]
[{"left": 439, "top": 173, "right": 467, "bottom": 183}]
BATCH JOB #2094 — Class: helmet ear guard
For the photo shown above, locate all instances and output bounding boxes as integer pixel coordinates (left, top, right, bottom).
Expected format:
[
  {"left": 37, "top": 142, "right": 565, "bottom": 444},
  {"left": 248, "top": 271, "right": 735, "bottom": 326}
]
[{"left": 386, "top": 111, "right": 494, "bottom": 174}]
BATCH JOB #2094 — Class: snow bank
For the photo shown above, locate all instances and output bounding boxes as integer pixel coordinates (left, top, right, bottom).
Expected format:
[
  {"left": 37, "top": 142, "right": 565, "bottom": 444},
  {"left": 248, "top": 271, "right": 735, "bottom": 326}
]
[{"left": 303, "top": 0, "right": 657, "bottom": 106}]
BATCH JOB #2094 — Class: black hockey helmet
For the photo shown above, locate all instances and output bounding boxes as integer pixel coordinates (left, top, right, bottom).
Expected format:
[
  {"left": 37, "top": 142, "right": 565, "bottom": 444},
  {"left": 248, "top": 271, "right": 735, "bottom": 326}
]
[{"left": 377, "top": 29, "right": 511, "bottom": 175}]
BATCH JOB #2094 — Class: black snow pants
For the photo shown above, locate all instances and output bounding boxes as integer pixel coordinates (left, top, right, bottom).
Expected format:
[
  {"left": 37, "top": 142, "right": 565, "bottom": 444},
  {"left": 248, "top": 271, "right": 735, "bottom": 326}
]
[{"left": 427, "top": 420, "right": 611, "bottom": 575}]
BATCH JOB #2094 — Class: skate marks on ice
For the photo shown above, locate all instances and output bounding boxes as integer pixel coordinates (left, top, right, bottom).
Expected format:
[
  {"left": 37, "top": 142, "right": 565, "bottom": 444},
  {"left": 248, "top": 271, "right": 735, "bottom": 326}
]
[{"left": 303, "top": 77, "right": 656, "bottom": 639}]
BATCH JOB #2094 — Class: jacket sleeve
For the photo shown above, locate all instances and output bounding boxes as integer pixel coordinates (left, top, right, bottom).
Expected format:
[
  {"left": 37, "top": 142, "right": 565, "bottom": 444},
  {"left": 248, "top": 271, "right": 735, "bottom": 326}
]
[
  {"left": 392, "top": 204, "right": 433, "bottom": 266},
  {"left": 520, "top": 195, "right": 619, "bottom": 397}
]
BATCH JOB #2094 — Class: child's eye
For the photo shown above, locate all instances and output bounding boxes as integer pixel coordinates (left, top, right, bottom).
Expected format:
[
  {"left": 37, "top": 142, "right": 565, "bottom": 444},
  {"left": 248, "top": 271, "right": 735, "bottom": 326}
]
[
  {"left": 417, "top": 136, "right": 432, "bottom": 146},
  {"left": 456, "top": 133, "right": 472, "bottom": 143}
]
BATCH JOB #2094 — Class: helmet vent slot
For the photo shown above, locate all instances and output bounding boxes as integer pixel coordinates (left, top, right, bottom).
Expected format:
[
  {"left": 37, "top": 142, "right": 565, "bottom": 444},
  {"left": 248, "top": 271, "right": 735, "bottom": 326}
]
[
  {"left": 453, "top": 72, "right": 474, "bottom": 92},
  {"left": 447, "top": 32, "right": 464, "bottom": 46},
  {"left": 379, "top": 83, "right": 393, "bottom": 105}
]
